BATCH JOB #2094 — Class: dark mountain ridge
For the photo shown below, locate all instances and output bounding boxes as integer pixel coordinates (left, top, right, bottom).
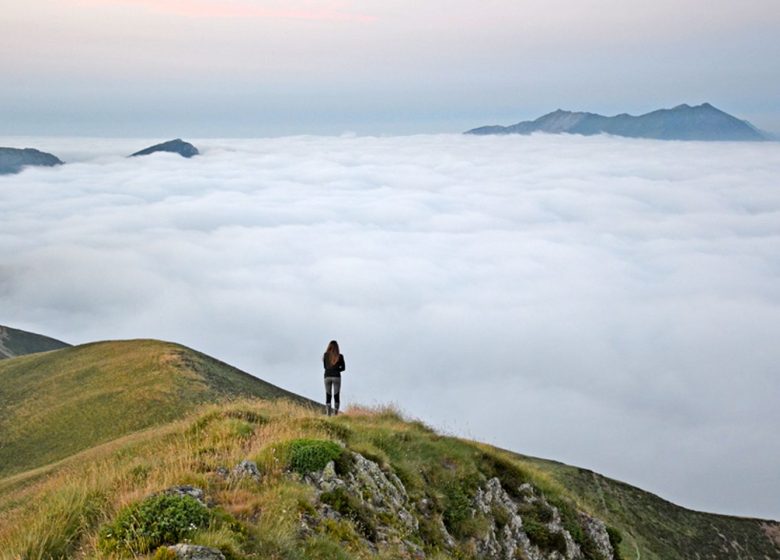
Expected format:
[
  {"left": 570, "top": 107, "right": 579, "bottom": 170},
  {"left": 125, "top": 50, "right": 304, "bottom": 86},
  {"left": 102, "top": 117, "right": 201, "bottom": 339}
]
[
  {"left": 0, "top": 147, "right": 63, "bottom": 175},
  {"left": 130, "top": 138, "right": 200, "bottom": 158},
  {"left": 0, "top": 324, "right": 70, "bottom": 359},
  {"left": 467, "top": 103, "right": 769, "bottom": 141}
]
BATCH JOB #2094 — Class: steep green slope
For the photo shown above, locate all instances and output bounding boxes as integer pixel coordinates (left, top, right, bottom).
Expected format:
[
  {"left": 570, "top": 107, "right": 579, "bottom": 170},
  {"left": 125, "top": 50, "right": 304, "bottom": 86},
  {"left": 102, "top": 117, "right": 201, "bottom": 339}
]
[
  {"left": 0, "top": 324, "right": 70, "bottom": 359},
  {"left": 0, "top": 339, "right": 313, "bottom": 477},
  {"left": 508, "top": 453, "right": 780, "bottom": 559}
]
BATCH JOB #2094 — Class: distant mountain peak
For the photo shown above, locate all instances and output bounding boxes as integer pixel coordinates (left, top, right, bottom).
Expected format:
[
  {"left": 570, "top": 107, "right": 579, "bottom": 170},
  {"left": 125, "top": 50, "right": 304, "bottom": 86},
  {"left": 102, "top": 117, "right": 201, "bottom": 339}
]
[
  {"left": 466, "top": 103, "right": 769, "bottom": 141},
  {"left": 0, "top": 147, "right": 63, "bottom": 175},
  {"left": 130, "top": 138, "right": 200, "bottom": 158}
]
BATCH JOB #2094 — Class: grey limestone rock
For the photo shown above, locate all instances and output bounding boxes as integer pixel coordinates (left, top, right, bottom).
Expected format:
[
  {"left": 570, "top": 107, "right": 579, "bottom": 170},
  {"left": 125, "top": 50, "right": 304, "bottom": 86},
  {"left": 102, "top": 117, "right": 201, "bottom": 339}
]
[
  {"left": 472, "top": 477, "right": 615, "bottom": 560},
  {"left": 578, "top": 512, "right": 614, "bottom": 560},
  {"left": 304, "top": 451, "right": 421, "bottom": 556},
  {"left": 231, "top": 459, "right": 261, "bottom": 481},
  {"left": 161, "top": 485, "right": 207, "bottom": 505},
  {"left": 167, "top": 544, "right": 225, "bottom": 560}
]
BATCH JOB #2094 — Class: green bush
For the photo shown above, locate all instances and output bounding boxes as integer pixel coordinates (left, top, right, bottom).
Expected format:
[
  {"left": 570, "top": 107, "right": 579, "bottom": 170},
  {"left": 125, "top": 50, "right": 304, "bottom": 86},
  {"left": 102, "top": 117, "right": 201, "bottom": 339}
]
[
  {"left": 606, "top": 526, "right": 625, "bottom": 560},
  {"left": 98, "top": 494, "right": 210, "bottom": 554},
  {"left": 288, "top": 439, "right": 343, "bottom": 475},
  {"left": 442, "top": 484, "right": 474, "bottom": 537}
]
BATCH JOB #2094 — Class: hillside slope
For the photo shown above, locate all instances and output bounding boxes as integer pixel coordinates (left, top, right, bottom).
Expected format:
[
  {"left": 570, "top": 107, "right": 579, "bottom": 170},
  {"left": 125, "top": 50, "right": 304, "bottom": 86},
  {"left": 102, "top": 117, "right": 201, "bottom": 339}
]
[
  {"left": 0, "top": 339, "right": 313, "bottom": 477},
  {"left": 0, "top": 324, "right": 70, "bottom": 359},
  {"left": 0, "top": 340, "right": 777, "bottom": 560},
  {"left": 510, "top": 453, "right": 780, "bottom": 559}
]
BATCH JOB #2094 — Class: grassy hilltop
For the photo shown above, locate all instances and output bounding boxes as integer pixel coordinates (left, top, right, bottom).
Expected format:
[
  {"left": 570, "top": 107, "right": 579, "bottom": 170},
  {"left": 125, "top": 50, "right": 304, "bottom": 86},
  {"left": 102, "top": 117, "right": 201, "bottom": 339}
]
[
  {"left": 0, "top": 339, "right": 778, "bottom": 560},
  {"left": 0, "top": 339, "right": 312, "bottom": 478}
]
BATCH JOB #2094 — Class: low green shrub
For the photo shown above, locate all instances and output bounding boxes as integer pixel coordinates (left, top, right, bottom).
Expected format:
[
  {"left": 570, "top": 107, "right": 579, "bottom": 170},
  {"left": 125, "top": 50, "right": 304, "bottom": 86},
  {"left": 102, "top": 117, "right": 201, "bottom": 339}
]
[
  {"left": 98, "top": 494, "right": 210, "bottom": 554},
  {"left": 151, "top": 547, "right": 178, "bottom": 560},
  {"left": 442, "top": 484, "right": 474, "bottom": 537},
  {"left": 606, "top": 526, "right": 625, "bottom": 560},
  {"left": 479, "top": 453, "right": 531, "bottom": 499},
  {"left": 288, "top": 439, "right": 343, "bottom": 475}
]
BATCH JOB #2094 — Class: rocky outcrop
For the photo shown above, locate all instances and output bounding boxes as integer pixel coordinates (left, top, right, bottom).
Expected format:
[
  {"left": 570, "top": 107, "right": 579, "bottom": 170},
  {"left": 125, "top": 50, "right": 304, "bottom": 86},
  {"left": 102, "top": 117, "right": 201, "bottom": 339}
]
[
  {"left": 472, "top": 478, "right": 615, "bottom": 560},
  {"left": 167, "top": 544, "right": 225, "bottom": 560},
  {"left": 0, "top": 147, "right": 63, "bottom": 175},
  {"left": 130, "top": 138, "right": 199, "bottom": 158},
  {"left": 301, "top": 452, "right": 615, "bottom": 560},
  {"left": 303, "top": 451, "right": 422, "bottom": 557}
]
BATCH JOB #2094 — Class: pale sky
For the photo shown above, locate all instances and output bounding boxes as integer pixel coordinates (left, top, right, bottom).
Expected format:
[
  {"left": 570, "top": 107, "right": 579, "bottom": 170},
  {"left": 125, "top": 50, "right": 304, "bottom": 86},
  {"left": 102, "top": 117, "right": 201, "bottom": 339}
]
[{"left": 2, "top": 0, "right": 780, "bottom": 135}]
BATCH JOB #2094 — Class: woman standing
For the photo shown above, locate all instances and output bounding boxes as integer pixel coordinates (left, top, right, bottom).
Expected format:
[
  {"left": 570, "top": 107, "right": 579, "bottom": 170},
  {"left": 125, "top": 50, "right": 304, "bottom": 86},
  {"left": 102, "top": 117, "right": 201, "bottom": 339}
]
[{"left": 323, "top": 340, "right": 345, "bottom": 416}]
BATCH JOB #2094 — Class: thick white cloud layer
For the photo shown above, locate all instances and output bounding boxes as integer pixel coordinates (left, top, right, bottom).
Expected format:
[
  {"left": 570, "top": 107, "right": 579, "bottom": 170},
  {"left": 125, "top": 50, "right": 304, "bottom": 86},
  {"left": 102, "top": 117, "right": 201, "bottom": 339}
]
[{"left": 2, "top": 134, "right": 779, "bottom": 519}]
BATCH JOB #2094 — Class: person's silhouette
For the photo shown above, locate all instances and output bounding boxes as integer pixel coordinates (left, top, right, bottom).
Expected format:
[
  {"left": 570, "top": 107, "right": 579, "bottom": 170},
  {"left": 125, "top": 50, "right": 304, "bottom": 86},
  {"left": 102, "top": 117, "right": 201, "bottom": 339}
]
[{"left": 323, "top": 340, "right": 345, "bottom": 416}]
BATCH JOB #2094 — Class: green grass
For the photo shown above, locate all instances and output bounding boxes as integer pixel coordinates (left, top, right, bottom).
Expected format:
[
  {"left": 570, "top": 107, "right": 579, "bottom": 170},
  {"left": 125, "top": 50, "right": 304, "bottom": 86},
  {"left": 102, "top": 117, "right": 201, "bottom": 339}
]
[{"left": 0, "top": 339, "right": 314, "bottom": 477}]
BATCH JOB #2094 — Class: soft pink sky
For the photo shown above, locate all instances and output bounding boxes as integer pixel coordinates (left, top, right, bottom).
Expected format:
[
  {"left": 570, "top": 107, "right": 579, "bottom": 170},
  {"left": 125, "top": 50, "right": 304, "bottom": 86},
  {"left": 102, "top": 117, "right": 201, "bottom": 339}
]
[{"left": 2, "top": 0, "right": 779, "bottom": 134}]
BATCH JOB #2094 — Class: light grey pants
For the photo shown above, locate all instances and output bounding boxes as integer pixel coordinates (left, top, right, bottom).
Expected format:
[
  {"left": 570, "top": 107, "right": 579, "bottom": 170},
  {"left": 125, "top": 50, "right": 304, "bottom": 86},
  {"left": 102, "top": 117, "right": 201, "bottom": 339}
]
[{"left": 325, "top": 376, "right": 341, "bottom": 411}]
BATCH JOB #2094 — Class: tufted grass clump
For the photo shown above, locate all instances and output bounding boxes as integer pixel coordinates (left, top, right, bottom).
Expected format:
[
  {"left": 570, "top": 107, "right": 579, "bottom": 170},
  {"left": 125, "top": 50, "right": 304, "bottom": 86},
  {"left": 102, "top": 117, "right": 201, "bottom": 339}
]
[
  {"left": 288, "top": 439, "right": 344, "bottom": 475},
  {"left": 607, "top": 526, "right": 625, "bottom": 560},
  {"left": 98, "top": 494, "right": 210, "bottom": 554},
  {"left": 523, "top": 518, "right": 568, "bottom": 554},
  {"left": 319, "top": 486, "right": 377, "bottom": 541}
]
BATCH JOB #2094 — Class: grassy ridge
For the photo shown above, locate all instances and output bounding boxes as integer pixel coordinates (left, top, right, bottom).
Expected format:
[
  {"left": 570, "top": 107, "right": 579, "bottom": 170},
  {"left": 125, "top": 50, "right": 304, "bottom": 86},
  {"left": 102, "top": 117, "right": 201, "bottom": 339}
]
[
  {"left": 0, "top": 339, "right": 313, "bottom": 477},
  {"left": 0, "top": 339, "right": 777, "bottom": 559},
  {"left": 0, "top": 399, "right": 777, "bottom": 560},
  {"left": 0, "top": 324, "right": 70, "bottom": 359}
]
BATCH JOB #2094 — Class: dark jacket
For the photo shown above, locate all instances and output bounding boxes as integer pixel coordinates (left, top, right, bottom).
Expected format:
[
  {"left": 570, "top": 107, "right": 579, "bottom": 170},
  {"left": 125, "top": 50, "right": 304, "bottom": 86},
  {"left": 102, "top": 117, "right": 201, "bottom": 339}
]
[{"left": 324, "top": 354, "right": 345, "bottom": 378}]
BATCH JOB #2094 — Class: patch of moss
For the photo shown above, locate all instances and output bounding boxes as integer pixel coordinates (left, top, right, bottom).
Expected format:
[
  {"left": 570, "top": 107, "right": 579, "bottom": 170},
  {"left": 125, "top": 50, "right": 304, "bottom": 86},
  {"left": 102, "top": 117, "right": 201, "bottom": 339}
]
[
  {"left": 607, "top": 526, "right": 625, "bottom": 560},
  {"left": 523, "top": 518, "right": 567, "bottom": 554},
  {"left": 98, "top": 494, "right": 210, "bottom": 554},
  {"left": 442, "top": 483, "right": 475, "bottom": 538},
  {"left": 302, "top": 535, "right": 354, "bottom": 560},
  {"left": 320, "top": 486, "right": 377, "bottom": 541},
  {"left": 288, "top": 439, "right": 344, "bottom": 475}
]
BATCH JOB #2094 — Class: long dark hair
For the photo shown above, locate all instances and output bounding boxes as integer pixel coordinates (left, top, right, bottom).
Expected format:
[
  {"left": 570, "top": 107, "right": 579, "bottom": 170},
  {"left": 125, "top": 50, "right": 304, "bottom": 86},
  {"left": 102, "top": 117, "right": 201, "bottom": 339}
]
[{"left": 324, "top": 340, "right": 340, "bottom": 367}]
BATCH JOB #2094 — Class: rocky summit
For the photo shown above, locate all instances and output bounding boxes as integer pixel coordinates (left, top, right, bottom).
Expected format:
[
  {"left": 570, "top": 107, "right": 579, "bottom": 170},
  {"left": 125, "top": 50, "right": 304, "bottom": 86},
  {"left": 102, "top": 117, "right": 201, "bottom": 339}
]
[
  {"left": 0, "top": 147, "right": 63, "bottom": 175},
  {"left": 466, "top": 103, "right": 769, "bottom": 141},
  {"left": 130, "top": 138, "right": 200, "bottom": 158}
]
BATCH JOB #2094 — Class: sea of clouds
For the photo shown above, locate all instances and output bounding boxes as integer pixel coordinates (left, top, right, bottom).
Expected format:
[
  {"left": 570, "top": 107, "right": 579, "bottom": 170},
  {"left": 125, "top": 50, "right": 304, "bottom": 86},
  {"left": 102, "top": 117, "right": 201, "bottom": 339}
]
[{"left": 1, "top": 133, "right": 779, "bottom": 519}]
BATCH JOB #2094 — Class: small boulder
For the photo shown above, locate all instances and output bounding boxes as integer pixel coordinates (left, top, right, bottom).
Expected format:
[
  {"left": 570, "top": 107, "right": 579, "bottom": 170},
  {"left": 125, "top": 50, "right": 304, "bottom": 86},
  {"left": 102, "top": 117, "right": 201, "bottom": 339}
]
[
  {"left": 213, "top": 466, "right": 229, "bottom": 479},
  {"left": 130, "top": 138, "right": 199, "bottom": 158},
  {"left": 167, "top": 544, "right": 225, "bottom": 560},
  {"left": 161, "top": 485, "right": 206, "bottom": 505},
  {"left": 230, "top": 459, "right": 261, "bottom": 481}
]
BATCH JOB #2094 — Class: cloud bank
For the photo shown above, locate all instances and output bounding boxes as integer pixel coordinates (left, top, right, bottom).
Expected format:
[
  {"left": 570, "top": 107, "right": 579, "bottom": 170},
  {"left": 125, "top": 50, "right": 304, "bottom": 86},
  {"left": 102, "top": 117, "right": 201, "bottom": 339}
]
[{"left": 1, "top": 134, "right": 779, "bottom": 519}]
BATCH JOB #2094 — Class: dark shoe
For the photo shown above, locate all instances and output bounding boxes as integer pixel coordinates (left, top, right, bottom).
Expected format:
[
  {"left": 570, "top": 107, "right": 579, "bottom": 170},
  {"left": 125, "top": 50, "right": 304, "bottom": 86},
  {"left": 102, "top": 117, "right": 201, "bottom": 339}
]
[{"left": 326, "top": 406, "right": 332, "bottom": 416}]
